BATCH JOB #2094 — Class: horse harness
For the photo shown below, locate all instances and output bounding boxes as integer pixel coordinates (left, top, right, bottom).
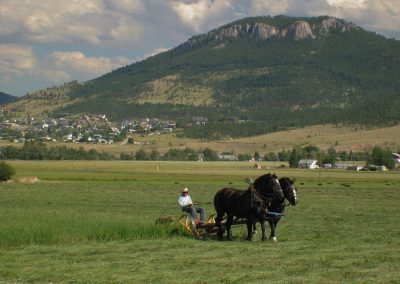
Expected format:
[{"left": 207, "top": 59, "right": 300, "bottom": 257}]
[{"left": 249, "top": 183, "right": 265, "bottom": 209}]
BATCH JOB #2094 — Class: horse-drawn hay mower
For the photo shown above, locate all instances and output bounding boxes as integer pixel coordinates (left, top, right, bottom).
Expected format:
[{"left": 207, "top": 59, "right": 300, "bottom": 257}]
[
  {"left": 178, "top": 213, "right": 219, "bottom": 238},
  {"left": 157, "top": 175, "right": 296, "bottom": 240},
  {"left": 177, "top": 212, "right": 284, "bottom": 239}
]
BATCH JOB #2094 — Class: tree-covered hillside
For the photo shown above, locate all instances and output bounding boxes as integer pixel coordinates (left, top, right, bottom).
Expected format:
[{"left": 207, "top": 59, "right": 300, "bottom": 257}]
[
  {"left": 12, "top": 16, "right": 400, "bottom": 138},
  {"left": 0, "top": 92, "right": 17, "bottom": 105}
]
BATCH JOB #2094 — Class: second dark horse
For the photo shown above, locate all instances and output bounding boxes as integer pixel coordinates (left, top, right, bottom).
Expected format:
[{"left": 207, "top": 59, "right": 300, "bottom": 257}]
[
  {"left": 253, "top": 177, "right": 298, "bottom": 242},
  {"left": 213, "top": 173, "right": 282, "bottom": 241}
]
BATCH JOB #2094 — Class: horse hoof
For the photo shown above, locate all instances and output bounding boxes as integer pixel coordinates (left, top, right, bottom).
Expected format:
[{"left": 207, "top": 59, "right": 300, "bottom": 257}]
[{"left": 269, "top": 237, "right": 277, "bottom": 242}]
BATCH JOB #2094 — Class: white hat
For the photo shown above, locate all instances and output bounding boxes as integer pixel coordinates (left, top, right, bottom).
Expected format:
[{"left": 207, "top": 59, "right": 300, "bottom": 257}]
[{"left": 182, "top": 187, "right": 189, "bottom": 193}]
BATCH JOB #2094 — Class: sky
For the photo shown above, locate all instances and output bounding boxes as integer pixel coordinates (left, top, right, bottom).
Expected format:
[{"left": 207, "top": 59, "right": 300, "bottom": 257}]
[{"left": 0, "top": 0, "right": 399, "bottom": 97}]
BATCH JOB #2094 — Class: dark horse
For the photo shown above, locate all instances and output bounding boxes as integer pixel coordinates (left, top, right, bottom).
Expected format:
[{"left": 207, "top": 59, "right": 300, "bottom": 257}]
[
  {"left": 213, "top": 173, "right": 282, "bottom": 241},
  {"left": 253, "top": 177, "right": 298, "bottom": 242}
]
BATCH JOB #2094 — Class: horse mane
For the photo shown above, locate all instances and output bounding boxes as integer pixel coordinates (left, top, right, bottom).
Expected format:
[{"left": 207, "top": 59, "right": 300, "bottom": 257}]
[
  {"left": 252, "top": 173, "right": 277, "bottom": 191},
  {"left": 278, "top": 177, "right": 290, "bottom": 186},
  {"left": 253, "top": 172, "right": 270, "bottom": 184}
]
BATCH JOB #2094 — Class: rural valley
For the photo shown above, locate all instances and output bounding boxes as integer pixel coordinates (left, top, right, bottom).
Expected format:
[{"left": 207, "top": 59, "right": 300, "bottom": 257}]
[{"left": 1, "top": 11, "right": 399, "bottom": 284}]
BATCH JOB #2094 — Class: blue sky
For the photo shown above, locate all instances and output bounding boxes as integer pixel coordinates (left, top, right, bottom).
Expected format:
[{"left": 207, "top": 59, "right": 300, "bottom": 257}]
[{"left": 0, "top": 0, "right": 399, "bottom": 97}]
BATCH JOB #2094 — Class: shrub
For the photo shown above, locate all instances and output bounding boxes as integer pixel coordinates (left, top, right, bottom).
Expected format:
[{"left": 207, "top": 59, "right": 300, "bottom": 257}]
[{"left": 0, "top": 161, "right": 16, "bottom": 181}]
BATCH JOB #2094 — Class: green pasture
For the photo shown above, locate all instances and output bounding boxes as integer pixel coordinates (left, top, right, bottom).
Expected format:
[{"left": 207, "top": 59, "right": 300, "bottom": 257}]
[{"left": 0, "top": 161, "right": 399, "bottom": 283}]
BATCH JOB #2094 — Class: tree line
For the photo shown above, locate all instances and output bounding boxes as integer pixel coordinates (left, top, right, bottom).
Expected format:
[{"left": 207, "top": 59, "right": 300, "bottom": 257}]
[
  {"left": 0, "top": 142, "right": 112, "bottom": 160},
  {"left": 0, "top": 142, "right": 396, "bottom": 170},
  {"left": 0, "top": 142, "right": 219, "bottom": 162},
  {"left": 286, "top": 145, "right": 396, "bottom": 170}
]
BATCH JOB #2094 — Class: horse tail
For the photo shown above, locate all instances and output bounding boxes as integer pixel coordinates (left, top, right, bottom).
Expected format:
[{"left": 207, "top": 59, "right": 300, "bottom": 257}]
[
  {"left": 214, "top": 188, "right": 226, "bottom": 223},
  {"left": 214, "top": 188, "right": 230, "bottom": 240}
]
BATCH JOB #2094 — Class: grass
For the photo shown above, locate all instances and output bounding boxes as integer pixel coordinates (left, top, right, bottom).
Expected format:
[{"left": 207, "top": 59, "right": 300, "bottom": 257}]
[
  {"left": 136, "top": 74, "right": 215, "bottom": 106},
  {"left": 0, "top": 212, "right": 178, "bottom": 246},
  {"left": 0, "top": 160, "right": 399, "bottom": 283}
]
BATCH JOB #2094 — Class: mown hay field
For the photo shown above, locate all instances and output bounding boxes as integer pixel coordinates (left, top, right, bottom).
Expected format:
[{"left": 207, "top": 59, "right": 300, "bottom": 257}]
[{"left": 0, "top": 160, "right": 399, "bottom": 283}]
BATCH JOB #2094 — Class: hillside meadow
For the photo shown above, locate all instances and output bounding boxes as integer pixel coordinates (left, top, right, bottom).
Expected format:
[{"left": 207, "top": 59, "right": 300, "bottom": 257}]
[
  {"left": 0, "top": 160, "right": 399, "bottom": 283},
  {"left": 1, "top": 124, "right": 400, "bottom": 156}
]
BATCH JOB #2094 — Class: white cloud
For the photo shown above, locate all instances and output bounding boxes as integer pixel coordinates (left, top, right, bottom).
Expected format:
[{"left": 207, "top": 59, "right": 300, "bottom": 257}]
[
  {"left": 109, "top": 17, "right": 142, "bottom": 43},
  {"left": 45, "top": 51, "right": 132, "bottom": 79},
  {"left": 0, "top": 0, "right": 118, "bottom": 44},
  {"left": 0, "top": 43, "right": 132, "bottom": 86},
  {"left": 247, "top": 0, "right": 334, "bottom": 18},
  {"left": 0, "top": 44, "right": 37, "bottom": 76},
  {"left": 171, "top": 0, "right": 234, "bottom": 32},
  {"left": 24, "top": 10, "right": 54, "bottom": 35},
  {"left": 105, "top": 0, "right": 144, "bottom": 13},
  {"left": 366, "top": 0, "right": 400, "bottom": 32},
  {"left": 250, "top": 0, "right": 290, "bottom": 15},
  {"left": 326, "top": 0, "right": 365, "bottom": 9},
  {"left": 1, "top": 0, "right": 399, "bottom": 46},
  {"left": 324, "top": 0, "right": 400, "bottom": 38},
  {"left": 172, "top": 0, "right": 210, "bottom": 31}
]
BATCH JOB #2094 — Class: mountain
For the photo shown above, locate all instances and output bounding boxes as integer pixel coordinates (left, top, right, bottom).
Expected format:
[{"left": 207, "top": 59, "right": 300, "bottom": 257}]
[
  {"left": 0, "top": 92, "right": 17, "bottom": 105},
  {"left": 4, "top": 15, "right": 400, "bottom": 138}
]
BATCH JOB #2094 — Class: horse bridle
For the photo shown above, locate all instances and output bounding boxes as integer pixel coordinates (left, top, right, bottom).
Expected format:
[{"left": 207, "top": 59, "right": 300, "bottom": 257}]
[
  {"left": 264, "top": 179, "right": 297, "bottom": 208},
  {"left": 283, "top": 183, "right": 297, "bottom": 207}
]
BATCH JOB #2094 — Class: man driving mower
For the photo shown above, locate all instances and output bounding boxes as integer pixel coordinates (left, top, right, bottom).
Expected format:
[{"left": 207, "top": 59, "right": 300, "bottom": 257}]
[{"left": 178, "top": 187, "right": 206, "bottom": 224}]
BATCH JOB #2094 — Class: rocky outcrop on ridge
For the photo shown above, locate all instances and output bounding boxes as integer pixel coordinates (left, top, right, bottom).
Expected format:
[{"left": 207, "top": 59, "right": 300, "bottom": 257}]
[{"left": 185, "top": 16, "right": 357, "bottom": 47}]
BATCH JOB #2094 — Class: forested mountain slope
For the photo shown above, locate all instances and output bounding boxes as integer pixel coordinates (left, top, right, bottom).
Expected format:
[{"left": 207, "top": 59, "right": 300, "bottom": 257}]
[
  {"left": 0, "top": 92, "right": 17, "bottom": 105},
  {"left": 6, "top": 15, "right": 400, "bottom": 138}
]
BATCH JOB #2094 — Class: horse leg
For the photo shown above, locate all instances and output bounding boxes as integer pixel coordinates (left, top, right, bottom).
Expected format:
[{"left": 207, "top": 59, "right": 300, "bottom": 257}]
[
  {"left": 271, "top": 218, "right": 281, "bottom": 242},
  {"left": 215, "top": 212, "right": 224, "bottom": 240},
  {"left": 226, "top": 216, "right": 234, "bottom": 241},
  {"left": 246, "top": 218, "right": 253, "bottom": 241},
  {"left": 252, "top": 221, "right": 257, "bottom": 235},
  {"left": 268, "top": 219, "right": 277, "bottom": 242},
  {"left": 260, "top": 219, "right": 267, "bottom": 241}
]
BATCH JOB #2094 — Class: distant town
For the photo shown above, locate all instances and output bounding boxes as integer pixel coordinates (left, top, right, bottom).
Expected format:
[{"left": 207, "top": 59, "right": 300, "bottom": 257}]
[{"left": 0, "top": 111, "right": 208, "bottom": 145}]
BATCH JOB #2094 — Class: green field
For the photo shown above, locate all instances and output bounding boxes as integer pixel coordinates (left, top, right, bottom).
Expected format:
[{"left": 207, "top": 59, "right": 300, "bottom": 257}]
[{"left": 0, "top": 161, "right": 399, "bottom": 283}]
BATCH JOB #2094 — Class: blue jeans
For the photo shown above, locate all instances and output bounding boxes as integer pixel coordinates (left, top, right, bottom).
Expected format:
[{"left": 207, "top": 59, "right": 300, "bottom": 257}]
[{"left": 182, "top": 206, "right": 205, "bottom": 222}]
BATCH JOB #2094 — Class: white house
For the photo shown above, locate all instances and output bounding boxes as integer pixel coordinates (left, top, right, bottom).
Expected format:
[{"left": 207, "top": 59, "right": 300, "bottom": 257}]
[
  {"left": 218, "top": 154, "right": 238, "bottom": 161},
  {"left": 298, "top": 159, "right": 319, "bottom": 169},
  {"left": 392, "top": 153, "right": 400, "bottom": 163},
  {"left": 347, "top": 166, "right": 363, "bottom": 171}
]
